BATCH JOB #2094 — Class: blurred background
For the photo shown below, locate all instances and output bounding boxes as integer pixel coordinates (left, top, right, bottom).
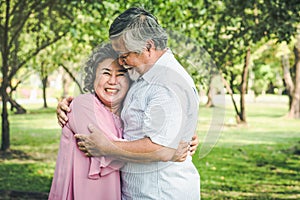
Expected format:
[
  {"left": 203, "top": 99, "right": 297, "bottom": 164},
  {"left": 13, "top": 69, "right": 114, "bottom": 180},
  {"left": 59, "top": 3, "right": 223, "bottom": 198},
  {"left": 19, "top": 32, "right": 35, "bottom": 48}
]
[{"left": 0, "top": 0, "right": 299, "bottom": 199}]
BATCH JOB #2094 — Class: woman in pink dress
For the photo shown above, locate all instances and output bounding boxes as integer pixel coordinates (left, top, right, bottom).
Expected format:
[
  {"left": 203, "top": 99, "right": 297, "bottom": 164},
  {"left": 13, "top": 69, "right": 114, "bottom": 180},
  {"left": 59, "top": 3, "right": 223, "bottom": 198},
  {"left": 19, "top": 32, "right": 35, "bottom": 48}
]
[{"left": 48, "top": 43, "right": 130, "bottom": 200}]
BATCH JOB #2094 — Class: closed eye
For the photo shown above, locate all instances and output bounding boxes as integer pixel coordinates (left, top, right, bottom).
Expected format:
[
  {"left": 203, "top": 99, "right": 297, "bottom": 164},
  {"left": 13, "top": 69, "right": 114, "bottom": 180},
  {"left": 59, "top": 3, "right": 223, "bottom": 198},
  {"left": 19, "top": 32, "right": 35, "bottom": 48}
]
[
  {"left": 103, "top": 71, "right": 111, "bottom": 75},
  {"left": 120, "top": 54, "right": 129, "bottom": 59}
]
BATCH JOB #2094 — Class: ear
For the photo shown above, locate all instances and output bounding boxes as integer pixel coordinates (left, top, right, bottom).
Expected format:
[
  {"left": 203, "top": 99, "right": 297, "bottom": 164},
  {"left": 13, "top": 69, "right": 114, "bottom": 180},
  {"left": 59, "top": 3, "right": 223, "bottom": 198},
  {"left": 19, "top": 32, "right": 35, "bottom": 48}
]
[
  {"left": 146, "top": 40, "right": 155, "bottom": 51},
  {"left": 146, "top": 43, "right": 151, "bottom": 51}
]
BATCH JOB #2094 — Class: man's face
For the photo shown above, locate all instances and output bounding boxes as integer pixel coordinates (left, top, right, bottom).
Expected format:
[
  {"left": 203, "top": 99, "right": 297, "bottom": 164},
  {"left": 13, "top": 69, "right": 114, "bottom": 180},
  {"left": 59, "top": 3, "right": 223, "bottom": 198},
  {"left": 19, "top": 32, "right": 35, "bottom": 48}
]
[{"left": 111, "top": 38, "right": 147, "bottom": 74}]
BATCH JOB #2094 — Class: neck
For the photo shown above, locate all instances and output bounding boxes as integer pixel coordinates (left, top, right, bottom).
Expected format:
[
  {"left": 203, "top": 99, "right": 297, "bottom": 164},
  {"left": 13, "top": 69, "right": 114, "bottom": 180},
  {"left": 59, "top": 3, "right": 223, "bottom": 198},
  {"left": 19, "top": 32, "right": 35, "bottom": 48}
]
[
  {"left": 95, "top": 93, "right": 121, "bottom": 116},
  {"left": 139, "top": 48, "right": 167, "bottom": 75},
  {"left": 107, "top": 104, "right": 121, "bottom": 116}
]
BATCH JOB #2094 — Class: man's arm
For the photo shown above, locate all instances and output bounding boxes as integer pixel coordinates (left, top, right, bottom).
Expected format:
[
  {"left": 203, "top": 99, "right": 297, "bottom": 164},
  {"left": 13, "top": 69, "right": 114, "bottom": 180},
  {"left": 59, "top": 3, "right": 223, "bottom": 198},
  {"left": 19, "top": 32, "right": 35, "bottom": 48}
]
[{"left": 75, "top": 124, "right": 189, "bottom": 163}]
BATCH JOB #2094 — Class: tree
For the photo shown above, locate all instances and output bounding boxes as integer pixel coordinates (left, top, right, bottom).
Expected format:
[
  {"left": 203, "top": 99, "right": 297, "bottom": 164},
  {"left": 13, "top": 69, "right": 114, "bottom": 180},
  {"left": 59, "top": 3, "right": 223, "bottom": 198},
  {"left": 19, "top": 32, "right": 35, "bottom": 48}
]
[
  {"left": 196, "top": 0, "right": 300, "bottom": 123},
  {"left": 0, "top": 0, "right": 80, "bottom": 151},
  {"left": 288, "top": 27, "right": 300, "bottom": 118},
  {"left": 29, "top": 47, "right": 56, "bottom": 108}
]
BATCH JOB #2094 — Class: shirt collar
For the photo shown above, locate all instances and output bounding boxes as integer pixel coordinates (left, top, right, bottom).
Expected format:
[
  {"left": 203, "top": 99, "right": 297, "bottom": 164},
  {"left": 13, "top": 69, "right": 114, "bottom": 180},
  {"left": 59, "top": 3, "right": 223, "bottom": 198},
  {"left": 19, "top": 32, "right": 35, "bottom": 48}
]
[{"left": 141, "top": 49, "right": 173, "bottom": 83}]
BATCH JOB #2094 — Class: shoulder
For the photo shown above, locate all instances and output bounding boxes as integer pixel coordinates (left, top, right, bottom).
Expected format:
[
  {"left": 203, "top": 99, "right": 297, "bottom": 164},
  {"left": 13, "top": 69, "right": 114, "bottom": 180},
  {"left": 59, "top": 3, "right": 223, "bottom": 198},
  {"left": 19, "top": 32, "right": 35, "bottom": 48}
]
[{"left": 71, "top": 93, "right": 94, "bottom": 106}]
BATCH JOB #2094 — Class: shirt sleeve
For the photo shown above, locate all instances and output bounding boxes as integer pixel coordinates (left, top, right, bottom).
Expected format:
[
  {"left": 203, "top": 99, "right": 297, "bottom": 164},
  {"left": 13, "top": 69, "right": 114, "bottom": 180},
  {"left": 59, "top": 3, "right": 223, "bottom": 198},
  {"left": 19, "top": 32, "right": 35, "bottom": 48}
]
[{"left": 142, "top": 85, "right": 183, "bottom": 149}]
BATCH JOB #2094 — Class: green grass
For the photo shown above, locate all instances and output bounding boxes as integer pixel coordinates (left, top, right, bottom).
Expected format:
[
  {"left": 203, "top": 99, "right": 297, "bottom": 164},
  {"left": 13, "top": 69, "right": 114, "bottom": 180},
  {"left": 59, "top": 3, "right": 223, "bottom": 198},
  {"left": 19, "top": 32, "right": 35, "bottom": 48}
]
[
  {"left": 0, "top": 103, "right": 60, "bottom": 194},
  {"left": 193, "top": 96, "right": 300, "bottom": 199},
  {"left": 0, "top": 96, "right": 299, "bottom": 199}
]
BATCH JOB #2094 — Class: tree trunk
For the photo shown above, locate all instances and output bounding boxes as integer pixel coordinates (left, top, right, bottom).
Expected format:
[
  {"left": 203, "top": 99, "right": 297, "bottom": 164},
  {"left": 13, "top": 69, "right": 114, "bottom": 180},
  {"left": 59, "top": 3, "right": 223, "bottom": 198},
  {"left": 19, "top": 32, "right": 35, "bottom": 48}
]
[
  {"left": 239, "top": 48, "right": 251, "bottom": 123},
  {"left": 221, "top": 75, "right": 241, "bottom": 123},
  {"left": 281, "top": 55, "right": 294, "bottom": 110},
  {"left": 1, "top": 90, "right": 10, "bottom": 151},
  {"left": 42, "top": 76, "right": 48, "bottom": 108},
  {"left": 8, "top": 80, "right": 27, "bottom": 113},
  {"left": 7, "top": 96, "right": 27, "bottom": 114},
  {"left": 206, "top": 76, "right": 215, "bottom": 107},
  {"left": 1, "top": 0, "right": 10, "bottom": 151},
  {"left": 61, "top": 64, "right": 84, "bottom": 95},
  {"left": 205, "top": 87, "right": 214, "bottom": 107},
  {"left": 288, "top": 32, "right": 300, "bottom": 118}
]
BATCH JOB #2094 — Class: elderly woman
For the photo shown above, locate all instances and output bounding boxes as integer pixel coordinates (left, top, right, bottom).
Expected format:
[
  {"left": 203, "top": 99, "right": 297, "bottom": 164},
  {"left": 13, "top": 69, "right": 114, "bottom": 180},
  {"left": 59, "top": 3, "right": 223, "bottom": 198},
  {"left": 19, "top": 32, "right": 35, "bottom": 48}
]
[{"left": 49, "top": 43, "right": 129, "bottom": 200}]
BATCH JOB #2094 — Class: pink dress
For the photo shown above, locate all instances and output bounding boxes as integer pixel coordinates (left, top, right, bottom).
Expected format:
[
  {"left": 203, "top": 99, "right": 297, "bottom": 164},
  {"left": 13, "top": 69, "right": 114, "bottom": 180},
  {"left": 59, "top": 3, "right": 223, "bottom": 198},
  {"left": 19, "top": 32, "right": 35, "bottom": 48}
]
[{"left": 48, "top": 93, "right": 123, "bottom": 200}]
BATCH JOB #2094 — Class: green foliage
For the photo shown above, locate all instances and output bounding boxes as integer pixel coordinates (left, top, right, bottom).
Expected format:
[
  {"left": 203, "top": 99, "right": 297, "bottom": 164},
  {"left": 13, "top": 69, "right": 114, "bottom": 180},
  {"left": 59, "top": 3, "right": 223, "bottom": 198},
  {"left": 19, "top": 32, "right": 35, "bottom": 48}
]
[
  {"left": 194, "top": 0, "right": 300, "bottom": 93},
  {"left": 3, "top": 0, "right": 299, "bottom": 97}
]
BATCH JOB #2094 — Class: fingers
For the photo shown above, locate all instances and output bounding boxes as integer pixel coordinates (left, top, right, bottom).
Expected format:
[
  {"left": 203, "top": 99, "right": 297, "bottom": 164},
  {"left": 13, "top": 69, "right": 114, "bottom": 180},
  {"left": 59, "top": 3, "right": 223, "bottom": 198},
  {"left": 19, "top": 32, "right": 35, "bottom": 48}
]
[
  {"left": 58, "top": 120, "right": 64, "bottom": 128},
  {"left": 66, "top": 96, "right": 74, "bottom": 104},
  {"left": 85, "top": 152, "right": 92, "bottom": 157},
  {"left": 190, "top": 134, "right": 199, "bottom": 146},
  {"left": 179, "top": 153, "right": 188, "bottom": 162},
  {"left": 189, "top": 143, "right": 197, "bottom": 156},
  {"left": 57, "top": 112, "right": 67, "bottom": 127},
  {"left": 75, "top": 135, "right": 92, "bottom": 157},
  {"left": 175, "top": 150, "right": 188, "bottom": 162},
  {"left": 178, "top": 141, "right": 189, "bottom": 149},
  {"left": 74, "top": 134, "right": 86, "bottom": 141},
  {"left": 189, "top": 134, "right": 199, "bottom": 156},
  {"left": 59, "top": 98, "right": 71, "bottom": 113},
  {"left": 56, "top": 97, "right": 73, "bottom": 127}
]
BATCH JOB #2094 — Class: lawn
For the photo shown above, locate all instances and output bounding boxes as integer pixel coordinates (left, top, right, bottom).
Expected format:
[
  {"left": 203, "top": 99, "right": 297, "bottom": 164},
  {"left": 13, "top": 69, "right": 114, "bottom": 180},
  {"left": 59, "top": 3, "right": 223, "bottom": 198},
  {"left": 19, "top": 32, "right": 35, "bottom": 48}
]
[{"left": 0, "top": 95, "right": 299, "bottom": 199}]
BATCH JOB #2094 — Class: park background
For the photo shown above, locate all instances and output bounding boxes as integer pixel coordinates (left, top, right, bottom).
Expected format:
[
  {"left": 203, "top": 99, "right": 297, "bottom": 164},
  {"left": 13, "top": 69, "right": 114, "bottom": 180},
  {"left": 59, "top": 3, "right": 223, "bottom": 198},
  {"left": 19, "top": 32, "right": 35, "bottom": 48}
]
[{"left": 0, "top": 0, "right": 299, "bottom": 199}]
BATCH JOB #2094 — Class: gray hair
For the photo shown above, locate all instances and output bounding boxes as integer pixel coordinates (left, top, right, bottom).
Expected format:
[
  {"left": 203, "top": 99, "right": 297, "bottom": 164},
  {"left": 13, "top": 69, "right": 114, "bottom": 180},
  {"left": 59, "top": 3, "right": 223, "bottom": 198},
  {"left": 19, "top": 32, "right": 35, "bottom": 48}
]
[
  {"left": 109, "top": 7, "right": 168, "bottom": 53},
  {"left": 83, "top": 43, "right": 118, "bottom": 93}
]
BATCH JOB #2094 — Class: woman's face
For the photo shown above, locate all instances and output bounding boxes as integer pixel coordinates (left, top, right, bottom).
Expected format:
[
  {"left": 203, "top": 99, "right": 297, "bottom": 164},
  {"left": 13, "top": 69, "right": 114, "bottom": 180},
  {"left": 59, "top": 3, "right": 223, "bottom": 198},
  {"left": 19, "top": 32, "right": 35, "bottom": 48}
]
[{"left": 94, "top": 58, "right": 130, "bottom": 109}]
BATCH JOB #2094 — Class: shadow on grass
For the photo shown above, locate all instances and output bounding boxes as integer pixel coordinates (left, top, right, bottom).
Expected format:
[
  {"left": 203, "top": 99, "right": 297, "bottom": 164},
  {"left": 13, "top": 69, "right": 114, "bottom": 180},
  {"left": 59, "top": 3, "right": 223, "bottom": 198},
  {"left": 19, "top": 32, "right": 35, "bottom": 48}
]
[
  {"left": 0, "top": 150, "right": 53, "bottom": 199},
  {"left": 0, "top": 149, "right": 32, "bottom": 160},
  {"left": 0, "top": 190, "right": 48, "bottom": 200},
  {"left": 247, "top": 113, "right": 287, "bottom": 118},
  {"left": 0, "top": 161, "right": 52, "bottom": 198}
]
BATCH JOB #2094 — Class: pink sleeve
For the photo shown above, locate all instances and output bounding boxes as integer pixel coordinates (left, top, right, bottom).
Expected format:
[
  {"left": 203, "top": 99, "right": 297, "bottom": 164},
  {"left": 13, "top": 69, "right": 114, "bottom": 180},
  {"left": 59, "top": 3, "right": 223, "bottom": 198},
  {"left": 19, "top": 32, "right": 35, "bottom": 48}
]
[{"left": 68, "top": 94, "right": 124, "bottom": 178}]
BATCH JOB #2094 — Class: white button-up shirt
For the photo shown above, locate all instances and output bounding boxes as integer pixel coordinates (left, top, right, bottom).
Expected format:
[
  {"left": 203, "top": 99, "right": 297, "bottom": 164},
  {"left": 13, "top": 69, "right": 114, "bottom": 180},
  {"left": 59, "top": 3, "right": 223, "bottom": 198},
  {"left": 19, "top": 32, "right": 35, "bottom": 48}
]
[{"left": 121, "top": 49, "right": 200, "bottom": 200}]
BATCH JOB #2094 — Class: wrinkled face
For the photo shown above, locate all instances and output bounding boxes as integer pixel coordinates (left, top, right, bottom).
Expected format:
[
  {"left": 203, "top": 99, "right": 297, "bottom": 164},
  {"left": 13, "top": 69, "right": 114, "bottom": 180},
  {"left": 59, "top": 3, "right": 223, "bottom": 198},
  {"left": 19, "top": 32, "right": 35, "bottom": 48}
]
[
  {"left": 111, "top": 37, "right": 148, "bottom": 74},
  {"left": 94, "top": 58, "right": 130, "bottom": 108}
]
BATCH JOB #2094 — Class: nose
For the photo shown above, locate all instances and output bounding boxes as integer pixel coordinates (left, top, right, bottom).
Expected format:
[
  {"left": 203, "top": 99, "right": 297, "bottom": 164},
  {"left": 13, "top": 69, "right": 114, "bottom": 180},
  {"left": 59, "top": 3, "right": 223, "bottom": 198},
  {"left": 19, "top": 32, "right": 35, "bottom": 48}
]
[{"left": 108, "top": 74, "right": 117, "bottom": 85}]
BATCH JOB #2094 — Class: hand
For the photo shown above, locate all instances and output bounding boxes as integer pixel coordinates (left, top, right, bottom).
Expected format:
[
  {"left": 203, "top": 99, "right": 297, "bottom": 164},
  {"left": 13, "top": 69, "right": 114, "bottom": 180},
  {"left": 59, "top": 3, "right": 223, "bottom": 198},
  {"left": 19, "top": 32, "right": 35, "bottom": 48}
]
[
  {"left": 171, "top": 141, "right": 189, "bottom": 162},
  {"left": 57, "top": 96, "right": 73, "bottom": 127},
  {"left": 75, "top": 124, "right": 112, "bottom": 157},
  {"left": 189, "top": 134, "right": 199, "bottom": 156}
]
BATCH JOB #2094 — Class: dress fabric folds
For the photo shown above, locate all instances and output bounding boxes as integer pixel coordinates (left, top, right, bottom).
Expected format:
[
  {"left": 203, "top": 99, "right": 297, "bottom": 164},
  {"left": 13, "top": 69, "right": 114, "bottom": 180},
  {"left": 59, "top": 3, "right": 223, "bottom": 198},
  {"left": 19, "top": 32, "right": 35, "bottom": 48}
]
[{"left": 48, "top": 94, "right": 123, "bottom": 200}]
